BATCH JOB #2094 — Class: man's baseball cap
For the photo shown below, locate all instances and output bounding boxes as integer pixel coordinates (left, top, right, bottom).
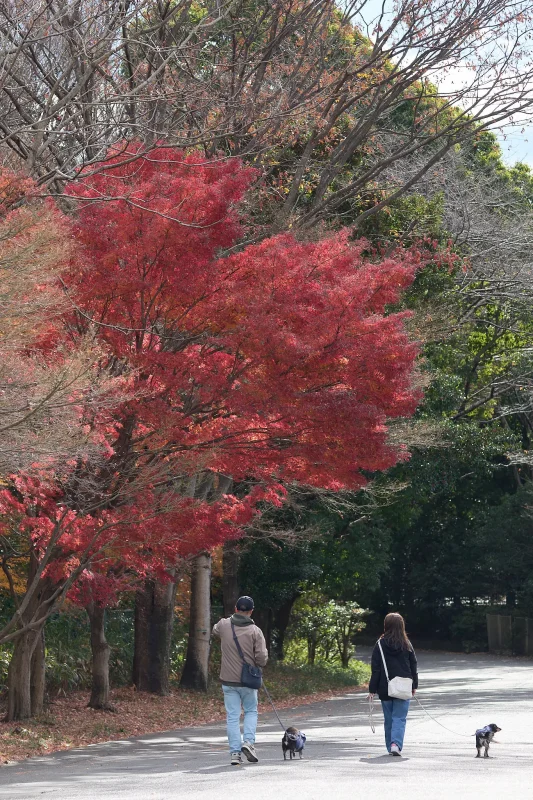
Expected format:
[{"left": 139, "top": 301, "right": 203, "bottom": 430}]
[{"left": 236, "top": 596, "right": 254, "bottom": 611}]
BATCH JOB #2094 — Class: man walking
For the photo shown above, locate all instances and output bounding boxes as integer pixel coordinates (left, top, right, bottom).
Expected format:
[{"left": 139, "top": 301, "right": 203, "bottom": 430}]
[{"left": 212, "top": 595, "right": 268, "bottom": 765}]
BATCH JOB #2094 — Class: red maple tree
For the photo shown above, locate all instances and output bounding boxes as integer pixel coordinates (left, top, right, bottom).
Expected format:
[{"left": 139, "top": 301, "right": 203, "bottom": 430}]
[
  {"left": 1, "top": 144, "right": 428, "bottom": 718},
  {"left": 66, "top": 144, "right": 422, "bottom": 491}
]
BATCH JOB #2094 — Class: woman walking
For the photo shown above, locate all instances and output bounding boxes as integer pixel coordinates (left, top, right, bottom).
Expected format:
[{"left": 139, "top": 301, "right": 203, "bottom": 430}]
[{"left": 368, "top": 612, "right": 418, "bottom": 756}]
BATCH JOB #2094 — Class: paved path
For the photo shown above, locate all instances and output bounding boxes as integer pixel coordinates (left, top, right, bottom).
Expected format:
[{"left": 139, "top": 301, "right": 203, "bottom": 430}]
[{"left": 1, "top": 649, "right": 533, "bottom": 799}]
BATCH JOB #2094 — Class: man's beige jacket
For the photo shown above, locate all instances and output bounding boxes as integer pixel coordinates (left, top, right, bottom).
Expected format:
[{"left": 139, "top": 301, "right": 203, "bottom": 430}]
[{"left": 212, "top": 613, "right": 268, "bottom": 686}]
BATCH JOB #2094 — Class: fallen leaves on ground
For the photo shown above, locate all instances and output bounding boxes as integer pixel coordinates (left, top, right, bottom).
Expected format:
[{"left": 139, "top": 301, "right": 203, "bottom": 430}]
[{"left": 0, "top": 683, "right": 364, "bottom": 764}]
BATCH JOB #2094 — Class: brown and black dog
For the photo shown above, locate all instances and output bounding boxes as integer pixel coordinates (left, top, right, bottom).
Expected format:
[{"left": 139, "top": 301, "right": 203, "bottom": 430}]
[{"left": 475, "top": 724, "right": 501, "bottom": 758}]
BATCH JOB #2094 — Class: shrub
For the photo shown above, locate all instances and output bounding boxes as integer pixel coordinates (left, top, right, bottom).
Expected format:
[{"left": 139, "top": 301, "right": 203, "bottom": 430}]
[
  {"left": 449, "top": 609, "right": 489, "bottom": 653},
  {"left": 261, "top": 659, "right": 370, "bottom": 700},
  {"left": 286, "top": 590, "right": 367, "bottom": 666}
]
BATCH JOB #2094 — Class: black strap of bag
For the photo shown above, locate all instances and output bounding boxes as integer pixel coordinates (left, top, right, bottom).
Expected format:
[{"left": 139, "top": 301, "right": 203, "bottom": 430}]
[
  {"left": 231, "top": 621, "right": 262, "bottom": 689},
  {"left": 231, "top": 621, "right": 248, "bottom": 662}
]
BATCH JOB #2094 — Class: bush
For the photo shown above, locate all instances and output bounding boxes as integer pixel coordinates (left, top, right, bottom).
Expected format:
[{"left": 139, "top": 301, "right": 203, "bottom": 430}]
[
  {"left": 43, "top": 610, "right": 92, "bottom": 691},
  {"left": 169, "top": 618, "right": 190, "bottom": 680},
  {"left": 449, "top": 609, "right": 489, "bottom": 653},
  {"left": 287, "top": 590, "right": 367, "bottom": 667},
  {"left": 283, "top": 637, "right": 308, "bottom": 665},
  {"left": 0, "top": 644, "right": 10, "bottom": 689},
  {"left": 260, "top": 659, "right": 370, "bottom": 700},
  {"left": 43, "top": 608, "right": 136, "bottom": 691}
]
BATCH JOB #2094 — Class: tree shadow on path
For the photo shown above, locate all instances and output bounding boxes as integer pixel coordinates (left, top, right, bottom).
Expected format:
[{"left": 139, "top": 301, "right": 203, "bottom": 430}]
[{"left": 1, "top": 648, "right": 532, "bottom": 794}]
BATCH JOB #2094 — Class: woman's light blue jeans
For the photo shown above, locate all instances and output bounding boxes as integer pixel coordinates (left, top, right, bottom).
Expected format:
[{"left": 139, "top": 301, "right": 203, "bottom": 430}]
[
  {"left": 222, "top": 685, "right": 258, "bottom": 753},
  {"left": 381, "top": 699, "right": 410, "bottom": 752}
]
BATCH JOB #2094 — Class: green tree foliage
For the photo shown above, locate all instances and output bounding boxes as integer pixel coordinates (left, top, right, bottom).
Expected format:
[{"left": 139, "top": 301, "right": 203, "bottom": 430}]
[
  {"left": 242, "top": 130, "right": 533, "bottom": 655},
  {"left": 286, "top": 591, "right": 366, "bottom": 667},
  {"left": 238, "top": 496, "right": 390, "bottom": 657}
]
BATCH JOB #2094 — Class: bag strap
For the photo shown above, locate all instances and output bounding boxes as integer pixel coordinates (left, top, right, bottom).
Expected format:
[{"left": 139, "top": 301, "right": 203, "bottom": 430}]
[
  {"left": 231, "top": 621, "right": 250, "bottom": 666},
  {"left": 377, "top": 639, "right": 390, "bottom": 682}
]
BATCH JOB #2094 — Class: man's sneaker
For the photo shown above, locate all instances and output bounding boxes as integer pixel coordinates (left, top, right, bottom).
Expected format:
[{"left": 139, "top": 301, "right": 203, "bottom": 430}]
[
  {"left": 230, "top": 751, "right": 242, "bottom": 766},
  {"left": 390, "top": 743, "right": 401, "bottom": 756},
  {"left": 241, "top": 742, "right": 259, "bottom": 763}
]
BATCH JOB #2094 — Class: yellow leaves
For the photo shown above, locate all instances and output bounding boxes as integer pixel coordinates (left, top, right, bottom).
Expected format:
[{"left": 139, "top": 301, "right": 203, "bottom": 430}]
[{"left": 0, "top": 567, "right": 26, "bottom": 593}]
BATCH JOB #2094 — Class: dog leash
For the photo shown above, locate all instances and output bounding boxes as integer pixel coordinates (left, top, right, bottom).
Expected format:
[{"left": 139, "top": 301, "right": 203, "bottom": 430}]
[
  {"left": 412, "top": 694, "right": 473, "bottom": 738},
  {"left": 368, "top": 693, "right": 472, "bottom": 738},
  {"left": 261, "top": 680, "right": 288, "bottom": 731}
]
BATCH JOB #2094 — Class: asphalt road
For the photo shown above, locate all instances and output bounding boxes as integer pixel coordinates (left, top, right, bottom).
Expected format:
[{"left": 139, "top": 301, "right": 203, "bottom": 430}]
[{"left": 1, "top": 648, "right": 533, "bottom": 799}]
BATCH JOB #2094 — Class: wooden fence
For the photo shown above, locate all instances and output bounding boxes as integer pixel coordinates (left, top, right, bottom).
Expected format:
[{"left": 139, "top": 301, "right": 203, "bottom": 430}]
[{"left": 486, "top": 614, "right": 533, "bottom": 656}]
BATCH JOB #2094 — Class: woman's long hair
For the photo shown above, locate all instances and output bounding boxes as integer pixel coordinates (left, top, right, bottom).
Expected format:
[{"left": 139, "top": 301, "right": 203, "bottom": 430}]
[{"left": 381, "top": 612, "right": 411, "bottom": 650}]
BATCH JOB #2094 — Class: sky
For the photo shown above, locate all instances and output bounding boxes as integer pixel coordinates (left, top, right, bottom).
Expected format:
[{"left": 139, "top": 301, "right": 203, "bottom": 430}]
[
  {"left": 497, "top": 126, "right": 533, "bottom": 168},
  {"left": 351, "top": 0, "right": 533, "bottom": 169}
]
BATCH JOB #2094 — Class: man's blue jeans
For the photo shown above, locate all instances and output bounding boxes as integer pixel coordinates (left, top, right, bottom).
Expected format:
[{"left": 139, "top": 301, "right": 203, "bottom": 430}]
[
  {"left": 222, "top": 685, "right": 258, "bottom": 753},
  {"left": 381, "top": 699, "right": 410, "bottom": 752}
]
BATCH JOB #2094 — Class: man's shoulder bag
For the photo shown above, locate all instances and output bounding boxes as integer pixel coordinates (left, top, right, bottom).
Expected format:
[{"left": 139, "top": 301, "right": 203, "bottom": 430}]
[
  {"left": 231, "top": 621, "right": 263, "bottom": 690},
  {"left": 377, "top": 639, "right": 413, "bottom": 700}
]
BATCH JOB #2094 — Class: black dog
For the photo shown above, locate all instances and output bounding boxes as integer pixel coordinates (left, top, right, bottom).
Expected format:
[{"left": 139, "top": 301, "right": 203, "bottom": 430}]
[
  {"left": 475, "top": 724, "right": 501, "bottom": 758},
  {"left": 282, "top": 726, "right": 306, "bottom": 760}
]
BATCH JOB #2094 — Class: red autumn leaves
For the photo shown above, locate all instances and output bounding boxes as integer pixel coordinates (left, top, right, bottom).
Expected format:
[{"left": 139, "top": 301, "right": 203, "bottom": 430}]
[
  {"left": 0, "top": 146, "right": 426, "bottom": 606},
  {"left": 68, "top": 147, "right": 421, "bottom": 487}
]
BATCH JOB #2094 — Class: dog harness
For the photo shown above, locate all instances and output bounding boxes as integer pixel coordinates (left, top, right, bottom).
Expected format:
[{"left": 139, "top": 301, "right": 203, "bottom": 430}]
[{"left": 287, "top": 731, "right": 307, "bottom": 751}]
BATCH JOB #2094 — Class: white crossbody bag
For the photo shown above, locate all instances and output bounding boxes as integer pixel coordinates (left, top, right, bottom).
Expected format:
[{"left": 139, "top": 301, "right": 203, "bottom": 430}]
[{"left": 377, "top": 639, "right": 413, "bottom": 700}]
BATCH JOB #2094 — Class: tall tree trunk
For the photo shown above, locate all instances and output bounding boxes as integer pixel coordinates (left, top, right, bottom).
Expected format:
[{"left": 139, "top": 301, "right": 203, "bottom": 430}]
[
  {"left": 180, "top": 552, "right": 212, "bottom": 691},
  {"left": 253, "top": 607, "right": 273, "bottom": 653},
  {"left": 222, "top": 540, "right": 240, "bottom": 616},
  {"left": 30, "top": 628, "right": 46, "bottom": 716},
  {"left": 7, "top": 551, "right": 51, "bottom": 721},
  {"left": 132, "top": 577, "right": 177, "bottom": 694},
  {"left": 272, "top": 594, "right": 299, "bottom": 661},
  {"left": 7, "top": 627, "right": 43, "bottom": 721},
  {"left": 132, "top": 583, "right": 151, "bottom": 691},
  {"left": 149, "top": 579, "right": 177, "bottom": 695},
  {"left": 86, "top": 603, "right": 112, "bottom": 710},
  {"left": 339, "top": 636, "right": 351, "bottom": 668},
  {"left": 307, "top": 635, "right": 317, "bottom": 666}
]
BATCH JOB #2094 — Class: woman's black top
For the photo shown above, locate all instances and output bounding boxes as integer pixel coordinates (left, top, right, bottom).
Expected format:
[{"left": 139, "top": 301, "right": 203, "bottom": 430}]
[{"left": 369, "top": 637, "right": 418, "bottom": 701}]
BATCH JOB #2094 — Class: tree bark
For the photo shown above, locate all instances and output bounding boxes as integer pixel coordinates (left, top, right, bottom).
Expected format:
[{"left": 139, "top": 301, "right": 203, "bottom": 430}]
[
  {"left": 180, "top": 552, "right": 212, "bottom": 691},
  {"left": 149, "top": 579, "right": 177, "bottom": 695},
  {"left": 222, "top": 540, "right": 240, "bottom": 616},
  {"left": 339, "top": 638, "right": 351, "bottom": 668},
  {"left": 307, "top": 636, "right": 317, "bottom": 666},
  {"left": 30, "top": 628, "right": 46, "bottom": 716},
  {"left": 272, "top": 594, "right": 299, "bottom": 661},
  {"left": 132, "top": 583, "right": 151, "bottom": 691},
  {"left": 132, "top": 577, "right": 177, "bottom": 694},
  {"left": 86, "top": 603, "right": 112, "bottom": 710},
  {"left": 253, "top": 607, "right": 273, "bottom": 653},
  {"left": 6, "top": 551, "right": 51, "bottom": 721},
  {"left": 7, "top": 627, "right": 43, "bottom": 721}
]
